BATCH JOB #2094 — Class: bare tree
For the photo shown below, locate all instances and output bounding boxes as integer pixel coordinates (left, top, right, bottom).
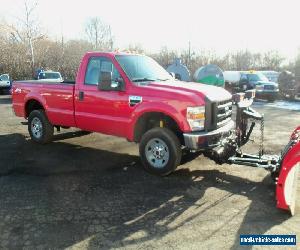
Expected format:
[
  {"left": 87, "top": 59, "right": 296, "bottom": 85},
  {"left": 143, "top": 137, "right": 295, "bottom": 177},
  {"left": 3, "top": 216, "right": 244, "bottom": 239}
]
[
  {"left": 150, "top": 46, "right": 178, "bottom": 68},
  {"left": 126, "top": 43, "right": 145, "bottom": 54},
  {"left": 85, "top": 17, "right": 114, "bottom": 50},
  {"left": 262, "top": 51, "right": 285, "bottom": 71},
  {"left": 9, "top": 0, "right": 44, "bottom": 75},
  {"left": 293, "top": 50, "right": 300, "bottom": 78}
]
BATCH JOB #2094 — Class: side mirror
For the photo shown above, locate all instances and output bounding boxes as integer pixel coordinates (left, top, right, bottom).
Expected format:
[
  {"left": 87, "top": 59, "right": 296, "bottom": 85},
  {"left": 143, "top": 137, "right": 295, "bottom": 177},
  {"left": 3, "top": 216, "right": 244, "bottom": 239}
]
[
  {"left": 98, "top": 71, "right": 112, "bottom": 91},
  {"left": 98, "top": 72, "right": 124, "bottom": 91},
  {"left": 169, "top": 72, "right": 175, "bottom": 79},
  {"left": 112, "top": 77, "right": 124, "bottom": 91}
]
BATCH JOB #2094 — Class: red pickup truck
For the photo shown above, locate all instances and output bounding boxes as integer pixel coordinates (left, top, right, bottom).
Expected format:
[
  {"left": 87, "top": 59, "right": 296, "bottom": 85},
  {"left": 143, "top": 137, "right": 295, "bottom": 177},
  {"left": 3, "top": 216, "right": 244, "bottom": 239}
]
[{"left": 12, "top": 52, "right": 233, "bottom": 175}]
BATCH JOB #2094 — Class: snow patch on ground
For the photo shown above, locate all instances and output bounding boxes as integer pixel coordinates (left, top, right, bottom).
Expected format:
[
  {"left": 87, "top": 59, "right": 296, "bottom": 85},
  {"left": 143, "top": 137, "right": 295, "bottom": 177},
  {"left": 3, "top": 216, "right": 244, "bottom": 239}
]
[{"left": 254, "top": 100, "right": 300, "bottom": 111}]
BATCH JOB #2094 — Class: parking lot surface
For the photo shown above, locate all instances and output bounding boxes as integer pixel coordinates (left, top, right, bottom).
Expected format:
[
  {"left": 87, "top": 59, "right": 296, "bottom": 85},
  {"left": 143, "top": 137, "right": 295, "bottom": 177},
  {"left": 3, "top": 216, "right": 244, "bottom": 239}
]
[{"left": 0, "top": 95, "right": 299, "bottom": 249}]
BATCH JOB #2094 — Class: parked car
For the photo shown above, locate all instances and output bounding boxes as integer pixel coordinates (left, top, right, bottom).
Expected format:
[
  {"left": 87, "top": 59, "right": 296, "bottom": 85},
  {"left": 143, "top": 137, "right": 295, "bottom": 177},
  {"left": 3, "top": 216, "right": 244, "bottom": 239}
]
[
  {"left": 38, "top": 71, "right": 63, "bottom": 82},
  {"left": 223, "top": 70, "right": 279, "bottom": 101},
  {"left": 0, "top": 74, "right": 11, "bottom": 94},
  {"left": 12, "top": 51, "right": 235, "bottom": 176},
  {"left": 240, "top": 71, "right": 279, "bottom": 101}
]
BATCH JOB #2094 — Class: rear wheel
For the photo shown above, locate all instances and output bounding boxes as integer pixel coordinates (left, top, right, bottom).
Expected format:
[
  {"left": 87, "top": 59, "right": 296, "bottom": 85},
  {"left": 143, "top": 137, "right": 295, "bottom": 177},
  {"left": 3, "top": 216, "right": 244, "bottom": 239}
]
[
  {"left": 139, "top": 127, "right": 182, "bottom": 176},
  {"left": 28, "top": 110, "right": 54, "bottom": 144}
]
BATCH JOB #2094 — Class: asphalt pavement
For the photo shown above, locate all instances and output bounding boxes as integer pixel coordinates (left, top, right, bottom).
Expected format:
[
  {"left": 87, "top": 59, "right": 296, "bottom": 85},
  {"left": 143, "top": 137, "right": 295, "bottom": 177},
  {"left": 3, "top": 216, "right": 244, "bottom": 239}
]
[{"left": 0, "top": 95, "right": 299, "bottom": 249}]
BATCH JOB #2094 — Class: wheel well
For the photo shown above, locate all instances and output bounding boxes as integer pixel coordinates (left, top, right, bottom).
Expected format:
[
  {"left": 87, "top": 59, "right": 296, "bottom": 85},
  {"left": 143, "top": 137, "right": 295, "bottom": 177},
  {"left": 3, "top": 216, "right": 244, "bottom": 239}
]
[
  {"left": 134, "top": 112, "right": 183, "bottom": 143},
  {"left": 25, "top": 100, "right": 44, "bottom": 117}
]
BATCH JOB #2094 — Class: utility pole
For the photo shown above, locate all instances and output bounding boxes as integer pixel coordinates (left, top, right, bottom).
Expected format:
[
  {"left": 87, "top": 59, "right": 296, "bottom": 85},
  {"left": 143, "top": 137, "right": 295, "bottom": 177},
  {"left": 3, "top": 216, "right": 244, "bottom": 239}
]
[{"left": 188, "top": 41, "right": 191, "bottom": 69}]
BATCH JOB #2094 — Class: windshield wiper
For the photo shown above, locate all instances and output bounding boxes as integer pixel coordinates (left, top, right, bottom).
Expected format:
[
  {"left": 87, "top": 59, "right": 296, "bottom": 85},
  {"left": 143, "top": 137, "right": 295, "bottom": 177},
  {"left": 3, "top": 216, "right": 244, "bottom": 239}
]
[
  {"left": 132, "top": 78, "right": 156, "bottom": 82},
  {"left": 156, "top": 78, "right": 171, "bottom": 81}
]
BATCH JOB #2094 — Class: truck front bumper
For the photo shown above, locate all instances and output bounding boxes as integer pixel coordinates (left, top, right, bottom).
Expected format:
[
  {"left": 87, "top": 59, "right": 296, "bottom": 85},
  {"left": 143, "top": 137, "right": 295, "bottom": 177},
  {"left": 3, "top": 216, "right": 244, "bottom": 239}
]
[
  {"left": 255, "top": 90, "right": 279, "bottom": 100},
  {"left": 183, "top": 120, "right": 235, "bottom": 150}
]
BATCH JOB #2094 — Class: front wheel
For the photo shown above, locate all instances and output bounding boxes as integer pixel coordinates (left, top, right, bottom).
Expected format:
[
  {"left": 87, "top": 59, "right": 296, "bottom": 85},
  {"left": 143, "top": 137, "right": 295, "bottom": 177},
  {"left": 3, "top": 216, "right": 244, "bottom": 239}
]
[
  {"left": 139, "top": 127, "right": 182, "bottom": 176},
  {"left": 28, "top": 110, "right": 54, "bottom": 144}
]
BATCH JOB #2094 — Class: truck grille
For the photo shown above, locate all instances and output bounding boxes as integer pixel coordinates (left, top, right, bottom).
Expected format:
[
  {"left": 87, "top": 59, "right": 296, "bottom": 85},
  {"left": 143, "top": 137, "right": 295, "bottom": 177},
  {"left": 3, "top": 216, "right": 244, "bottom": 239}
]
[
  {"left": 264, "top": 85, "right": 275, "bottom": 90},
  {"left": 205, "top": 98, "right": 233, "bottom": 131}
]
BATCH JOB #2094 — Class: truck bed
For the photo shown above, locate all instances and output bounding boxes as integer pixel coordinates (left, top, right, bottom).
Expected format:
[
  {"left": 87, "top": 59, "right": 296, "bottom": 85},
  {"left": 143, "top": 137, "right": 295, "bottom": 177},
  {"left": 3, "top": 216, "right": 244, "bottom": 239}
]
[{"left": 12, "top": 81, "right": 76, "bottom": 127}]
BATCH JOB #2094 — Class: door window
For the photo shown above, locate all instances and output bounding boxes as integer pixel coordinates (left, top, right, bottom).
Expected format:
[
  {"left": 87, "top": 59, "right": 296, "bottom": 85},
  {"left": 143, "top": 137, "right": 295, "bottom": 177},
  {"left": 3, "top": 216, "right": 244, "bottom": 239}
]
[{"left": 85, "top": 57, "right": 121, "bottom": 88}]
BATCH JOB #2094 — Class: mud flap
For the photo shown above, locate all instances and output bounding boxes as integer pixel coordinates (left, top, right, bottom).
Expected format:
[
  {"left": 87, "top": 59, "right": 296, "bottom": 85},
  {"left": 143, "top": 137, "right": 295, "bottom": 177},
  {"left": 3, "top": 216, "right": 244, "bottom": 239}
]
[{"left": 276, "top": 127, "right": 300, "bottom": 215}]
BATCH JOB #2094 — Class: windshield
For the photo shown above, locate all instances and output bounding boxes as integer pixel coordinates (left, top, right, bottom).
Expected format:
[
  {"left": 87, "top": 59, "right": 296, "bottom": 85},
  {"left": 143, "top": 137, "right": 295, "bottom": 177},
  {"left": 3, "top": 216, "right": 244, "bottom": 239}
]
[
  {"left": 39, "top": 72, "right": 61, "bottom": 79},
  {"left": 246, "top": 73, "right": 268, "bottom": 82},
  {"left": 115, "top": 55, "right": 172, "bottom": 83},
  {"left": 0, "top": 74, "right": 9, "bottom": 81}
]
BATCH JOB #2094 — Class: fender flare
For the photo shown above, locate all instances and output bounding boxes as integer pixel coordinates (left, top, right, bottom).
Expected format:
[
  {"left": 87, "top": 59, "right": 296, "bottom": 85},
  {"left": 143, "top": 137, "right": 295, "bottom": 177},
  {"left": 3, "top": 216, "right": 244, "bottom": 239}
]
[
  {"left": 128, "top": 103, "right": 188, "bottom": 141},
  {"left": 24, "top": 95, "right": 47, "bottom": 117}
]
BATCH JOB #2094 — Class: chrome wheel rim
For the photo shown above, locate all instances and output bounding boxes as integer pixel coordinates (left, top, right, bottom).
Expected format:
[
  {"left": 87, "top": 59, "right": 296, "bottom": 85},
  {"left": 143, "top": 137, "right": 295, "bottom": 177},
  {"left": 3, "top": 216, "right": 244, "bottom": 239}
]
[
  {"left": 31, "top": 117, "right": 43, "bottom": 139},
  {"left": 145, "top": 138, "right": 169, "bottom": 168}
]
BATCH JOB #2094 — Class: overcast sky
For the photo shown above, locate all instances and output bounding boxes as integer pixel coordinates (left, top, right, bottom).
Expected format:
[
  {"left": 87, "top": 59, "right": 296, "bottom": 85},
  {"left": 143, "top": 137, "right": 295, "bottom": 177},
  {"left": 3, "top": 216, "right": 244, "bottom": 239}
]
[{"left": 1, "top": 0, "right": 299, "bottom": 61}]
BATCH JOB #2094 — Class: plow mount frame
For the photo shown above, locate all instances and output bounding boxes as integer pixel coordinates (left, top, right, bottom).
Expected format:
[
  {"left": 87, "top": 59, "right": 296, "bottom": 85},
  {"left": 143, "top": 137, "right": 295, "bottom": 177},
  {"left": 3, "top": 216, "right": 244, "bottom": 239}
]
[{"left": 209, "top": 90, "right": 300, "bottom": 215}]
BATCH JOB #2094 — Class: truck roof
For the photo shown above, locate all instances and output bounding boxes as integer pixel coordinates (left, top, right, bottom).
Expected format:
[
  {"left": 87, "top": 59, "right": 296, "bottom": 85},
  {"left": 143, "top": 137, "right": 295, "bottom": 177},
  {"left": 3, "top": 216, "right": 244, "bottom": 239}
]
[{"left": 85, "top": 51, "right": 143, "bottom": 57}]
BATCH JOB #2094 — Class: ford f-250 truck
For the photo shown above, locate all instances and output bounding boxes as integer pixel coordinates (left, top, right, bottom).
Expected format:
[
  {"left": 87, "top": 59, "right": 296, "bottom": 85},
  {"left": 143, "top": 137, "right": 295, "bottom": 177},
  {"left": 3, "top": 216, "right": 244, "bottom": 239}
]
[{"left": 12, "top": 52, "right": 234, "bottom": 176}]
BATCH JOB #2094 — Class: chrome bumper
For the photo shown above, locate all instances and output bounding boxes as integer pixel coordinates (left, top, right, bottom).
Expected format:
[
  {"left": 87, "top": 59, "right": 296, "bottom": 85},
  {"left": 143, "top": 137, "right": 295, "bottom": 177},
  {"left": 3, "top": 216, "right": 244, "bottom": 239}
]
[{"left": 183, "top": 120, "right": 235, "bottom": 150}]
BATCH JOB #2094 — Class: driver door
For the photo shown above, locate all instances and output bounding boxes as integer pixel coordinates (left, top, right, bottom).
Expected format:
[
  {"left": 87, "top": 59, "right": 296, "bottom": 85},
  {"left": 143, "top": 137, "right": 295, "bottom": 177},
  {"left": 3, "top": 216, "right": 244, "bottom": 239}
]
[{"left": 75, "top": 56, "right": 130, "bottom": 137}]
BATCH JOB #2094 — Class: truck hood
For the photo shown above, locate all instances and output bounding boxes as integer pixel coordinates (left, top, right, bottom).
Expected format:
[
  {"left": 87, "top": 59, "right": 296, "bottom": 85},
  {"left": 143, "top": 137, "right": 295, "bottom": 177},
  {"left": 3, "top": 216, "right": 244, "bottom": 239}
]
[
  {"left": 146, "top": 80, "right": 232, "bottom": 102},
  {"left": 257, "top": 81, "right": 278, "bottom": 87}
]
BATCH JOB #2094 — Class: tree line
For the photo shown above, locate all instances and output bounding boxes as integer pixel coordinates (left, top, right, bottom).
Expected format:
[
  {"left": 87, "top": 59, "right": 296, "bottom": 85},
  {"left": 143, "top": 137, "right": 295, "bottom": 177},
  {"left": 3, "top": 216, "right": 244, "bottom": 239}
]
[{"left": 0, "top": 1, "right": 299, "bottom": 81}]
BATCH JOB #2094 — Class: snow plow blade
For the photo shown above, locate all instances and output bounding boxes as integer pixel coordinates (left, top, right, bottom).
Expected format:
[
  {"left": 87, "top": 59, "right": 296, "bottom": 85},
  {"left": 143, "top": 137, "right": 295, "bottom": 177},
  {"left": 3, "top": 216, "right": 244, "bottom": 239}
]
[{"left": 276, "top": 127, "right": 300, "bottom": 215}]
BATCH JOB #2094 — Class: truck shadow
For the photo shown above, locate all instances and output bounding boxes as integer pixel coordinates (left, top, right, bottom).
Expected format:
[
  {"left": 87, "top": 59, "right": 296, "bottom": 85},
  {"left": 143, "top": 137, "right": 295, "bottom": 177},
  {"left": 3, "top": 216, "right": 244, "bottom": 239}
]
[
  {"left": 0, "top": 96, "right": 12, "bottom": 104},
  {"left": 0, "top": 133, "right": 290, "bottom": 249},
  {"left": 52, "top": 130, "right": 92, "bottom": 141}
]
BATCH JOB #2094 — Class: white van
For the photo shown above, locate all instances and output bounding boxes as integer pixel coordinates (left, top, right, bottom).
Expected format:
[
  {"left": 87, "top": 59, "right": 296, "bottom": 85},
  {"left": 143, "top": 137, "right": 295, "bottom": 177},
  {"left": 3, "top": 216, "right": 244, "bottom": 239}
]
[{"left": 0, "top": 74, "right": 11, "bottom": 94}]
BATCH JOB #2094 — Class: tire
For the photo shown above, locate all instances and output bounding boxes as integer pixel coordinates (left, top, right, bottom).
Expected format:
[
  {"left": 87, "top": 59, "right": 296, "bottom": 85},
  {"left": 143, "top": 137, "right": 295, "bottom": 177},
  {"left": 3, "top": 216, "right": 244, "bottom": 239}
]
[
  {"left": 28, "top": 110, "right": 54, "bottom": 144},
  {"left": 267, "top": 96, "right": 276, "bottom": 102},
  {"left": 139, "top": 127, "right": 182, "bottom": 176}
]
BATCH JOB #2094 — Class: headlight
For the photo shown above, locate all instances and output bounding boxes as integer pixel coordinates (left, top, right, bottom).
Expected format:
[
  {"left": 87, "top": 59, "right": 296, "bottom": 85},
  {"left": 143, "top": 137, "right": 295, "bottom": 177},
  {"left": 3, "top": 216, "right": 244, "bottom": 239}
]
[
  {"left": 187, "top": 106, "right": 205, "bottom": 131},
  {"left": 255, "top": 85, "right": 264, "bottom": 91}
]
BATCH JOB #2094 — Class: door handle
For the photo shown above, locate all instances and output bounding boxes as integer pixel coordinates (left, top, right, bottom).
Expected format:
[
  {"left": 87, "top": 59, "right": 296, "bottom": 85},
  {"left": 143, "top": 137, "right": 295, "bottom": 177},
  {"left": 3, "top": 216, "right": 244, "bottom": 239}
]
[{"left": 79, "top": 91, "right": 84, "bottom": 101}]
